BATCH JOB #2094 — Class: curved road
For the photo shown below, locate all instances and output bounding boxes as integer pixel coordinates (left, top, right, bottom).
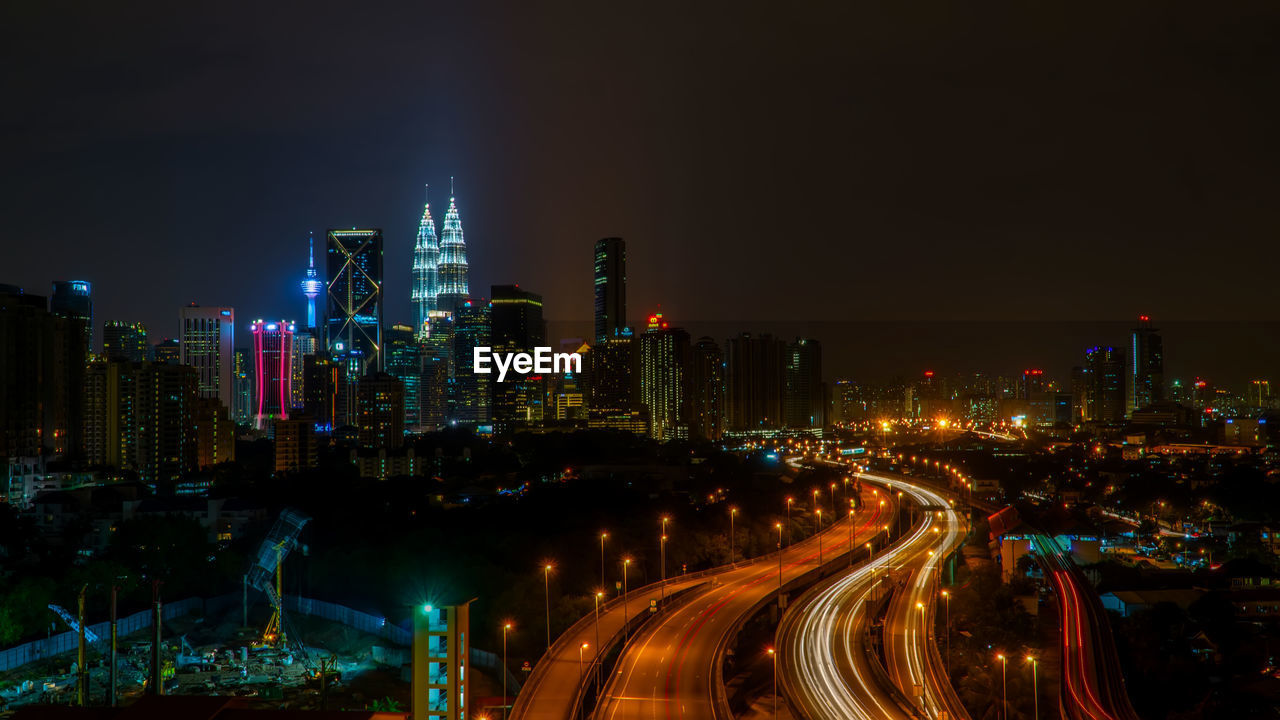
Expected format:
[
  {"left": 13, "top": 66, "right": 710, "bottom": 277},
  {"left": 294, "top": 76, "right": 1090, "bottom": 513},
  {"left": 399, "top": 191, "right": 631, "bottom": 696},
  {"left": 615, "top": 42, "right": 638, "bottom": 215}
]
[{"left": 594, "top": 488, "right": 892, "bottom": 720}]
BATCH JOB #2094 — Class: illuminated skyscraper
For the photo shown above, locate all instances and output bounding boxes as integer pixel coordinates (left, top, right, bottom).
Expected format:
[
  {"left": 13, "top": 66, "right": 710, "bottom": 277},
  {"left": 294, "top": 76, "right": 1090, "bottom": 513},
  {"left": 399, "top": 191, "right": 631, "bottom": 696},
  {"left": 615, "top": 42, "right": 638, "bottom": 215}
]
[
  {"left": 436, "top": 184, "right": 470, "bottom": 313},
  {"left": 232, "top": 348, "right": 253, "bottom": 425},
  {"left": 411, "top": 187, "right": 440, "bottom": 340},
  {"left": 325, "top": 228, "right": 384, "bottom": 376},
  {"left": 638, "top": 312, "right": 690, "bottom": 441},
  {"left": 783, "top": 338, "right": 823, "bottom": 429},
  {"left": 385, "top": 323, "right": 424, "bottom": 429},
  {"left": 103, "top": 320, "right": 149, "bottom": 363},
  {"left": 593, "top": 238, "right": 627, "bottom": 342},
  {"left": 300, "top": 233, "right": 323, "bottom": 332},
  {"left": 357, "top": 372, "right": 405, "bottom": 450},
  {"left": 1128, "top": 315, "right": 1164, "bottom": 414},
  {"left": 1084, "top": 345, "right": 1125, "bottom": 423},
  {"left": 451, "top": 299, "right": 490, "bottom": 425},
  {"left": 179, "top": 304, "right": 235, "bottom": 412},
  {"left": 50, "top": 280, "right": 93, "bottom": 358},
  {"left": 490, "top": 285, "right": 547, "bottom": 431},
  {"left": 251, "top": 320, "right": 295, "bottom": 431}
]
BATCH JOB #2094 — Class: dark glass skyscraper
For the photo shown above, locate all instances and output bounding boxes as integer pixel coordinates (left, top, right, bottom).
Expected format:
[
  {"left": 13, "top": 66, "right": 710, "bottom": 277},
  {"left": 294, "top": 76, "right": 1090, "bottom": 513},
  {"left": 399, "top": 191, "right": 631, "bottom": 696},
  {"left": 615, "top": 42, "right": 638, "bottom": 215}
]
[
  {"left": 103, "top": 320, "right": 149, "bottom": 363},
  {"left": 783, "top": 338, "right": 824, "bottom": 429},
  {"left": 1128, "top": 315, "right": 1164, "bottom": 415},
  {"left": 50, "top": 280, "right": 92, "bottom": 358},
  {"left": 384, "top": 323, "right": 423, "bottom": 430},
  {"left": 325, "top": 228, "right": 384, "bottom": 376},
  {"left": 594, "top": 237, "right": 627, "bottom": 342},
  {"left": 490, "top": 285, "right": 547, "bottom": 431},
  {"left": 689, "top": 337, "right": 725, "bottom": 440},
  {"left": 1085, "top": 345, "right": 1126, "bottom": 423},
  {"left": 725, "top": 333, "right": 785, "bottom": 432},
  {"left": 451, "top": 299, "right": 490, "bottom": 425}
]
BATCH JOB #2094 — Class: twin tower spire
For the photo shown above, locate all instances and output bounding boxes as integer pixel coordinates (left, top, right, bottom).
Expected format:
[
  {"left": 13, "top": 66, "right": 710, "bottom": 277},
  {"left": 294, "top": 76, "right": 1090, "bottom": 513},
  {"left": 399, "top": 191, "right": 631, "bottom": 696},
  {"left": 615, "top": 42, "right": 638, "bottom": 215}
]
[{"left": 412, "top": 179, "right": 469, "bottom": 338}]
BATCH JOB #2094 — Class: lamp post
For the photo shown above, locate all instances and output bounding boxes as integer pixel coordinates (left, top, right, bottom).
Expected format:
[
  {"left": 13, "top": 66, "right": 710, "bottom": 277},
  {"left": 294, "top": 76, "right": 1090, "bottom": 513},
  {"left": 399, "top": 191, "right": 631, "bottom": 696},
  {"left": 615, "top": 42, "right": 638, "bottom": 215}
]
[
  {"left": 997, "top": 653, "right": 1007, "bottom": 720},
  {"left": 600, "top": 532, "right": 609, "bottom": 595},
  {"left": 543, "top": 564, "right": 553, "bottom": 651},
  {"left": 1027, "top": 655, "right": 1039, "bottom": 720},
  {"left": 812, "top": 489, "right": 821, "bottom": 532},
  {"left": 593, "top": 592, "right": 603, "bottom": 686},
  {"left": 940, "top": 590, "right": 951, "bottom": 675},
  {"left": 767, "top": 647, "right": 777, "bottom": 720},
  {"left": 830, "top": 483, "right": 837, "bottom": 516},
  {"left": 785, "top": 498, "right": 794, "bottom": 546},
  {"left": 578, "top": 642, "right": 589, "bottom": 680},
  {"left": 847, "top": 509, "right": 855, "bottom": 566},
  {"left": 660, "top": 516, "right": 670, "bottom": 603},
  {"left": 729, "top": 507, "right": 738, "bottom": 565},
  {"left": 502, "top": 623, "right": 512, "bottom": 720},
  {"left": 816, "top": 509, "right": 823, "bottom": 566},
  {"left": 622, "top": 558, "right": 632, "bottom": 638},
  {"left": 775, "top": 522, "right": 784, "bottom": 605}
]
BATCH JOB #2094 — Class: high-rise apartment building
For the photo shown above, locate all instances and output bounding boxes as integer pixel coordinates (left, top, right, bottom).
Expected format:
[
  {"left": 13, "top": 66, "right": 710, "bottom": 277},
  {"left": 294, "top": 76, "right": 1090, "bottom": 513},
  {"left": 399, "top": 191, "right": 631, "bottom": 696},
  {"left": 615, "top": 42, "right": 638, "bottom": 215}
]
[
  {"left": 689, "top": 337, "right": 725, "bottom": 440},
  {"left": 593, "top": 238, "right": 627, "bottom": 342},
  {"left": 436, "top": 191, "right": 470, "bottom": 314},
  {"left": 490, "top": 285, "right": 547, "bottom": 431},
  {"left": 385, "top": 323, "right": 423, "bottom": 430},
  {"left": 638, "top": 313, "right": 690, "bottom": 441},
  {"left": 250, "top": 320, "right": 295, "bottom": 431},
  {"left": 103, "top": 321, "right": 149, "bottom": 363},
  {"left": 1128, "top": 315, "right": 1164, "bottom": 415},
  {"left": 179, "top": 305, "right": 235, "bottom": 412},
  {"left": 357, "top": 372, "right": 406, "bottom": 450},
  {"left": 84, "top": 360, "right": 198, "bottom": 485},
  {"left": 325, "top": 228, "right": 384, "bottom": 376},
  {"left": 725, "top": 333, "right": 785, "bottom": 432}
]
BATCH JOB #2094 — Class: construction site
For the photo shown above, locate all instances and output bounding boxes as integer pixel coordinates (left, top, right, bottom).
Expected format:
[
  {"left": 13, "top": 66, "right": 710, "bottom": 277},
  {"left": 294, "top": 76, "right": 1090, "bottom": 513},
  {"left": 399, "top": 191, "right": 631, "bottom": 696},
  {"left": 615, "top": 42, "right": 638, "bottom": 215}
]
[{"left": 0, "top": 510, "right": 504, "bottom": 717}]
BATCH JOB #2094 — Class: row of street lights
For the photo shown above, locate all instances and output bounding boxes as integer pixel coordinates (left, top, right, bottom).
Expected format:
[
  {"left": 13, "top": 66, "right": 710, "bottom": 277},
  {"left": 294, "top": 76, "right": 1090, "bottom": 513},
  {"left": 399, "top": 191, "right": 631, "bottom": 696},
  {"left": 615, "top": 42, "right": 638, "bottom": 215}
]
[{"left": 995, "top": 652, "right": 1039, "bottom": 720}]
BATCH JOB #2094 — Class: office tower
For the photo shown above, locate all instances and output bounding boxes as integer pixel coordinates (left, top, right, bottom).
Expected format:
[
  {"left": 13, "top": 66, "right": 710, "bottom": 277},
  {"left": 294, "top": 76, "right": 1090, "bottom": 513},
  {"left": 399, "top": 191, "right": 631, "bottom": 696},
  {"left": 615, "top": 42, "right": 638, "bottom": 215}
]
[
  {"left": 179, "top": 304, "right": 235, "bottom": 412},
  {"left": 411, "top": 189, "right": 440, "bottom": 340},
  {"left": 274, "top": 417, "right": 318, "bottom": 474},
  {"left": 1128, "top": 315, "right": 1164, "bottom": 414},
  {"left": 300, "top": 234, "right": 323, "bottom": 332},
  {"left": 450, "top": 299, "right": 490, "bottom": 424},
  {"left": 193, "top": 397, "right": 235, "bottom": 467},
  {"left": 303, "top": 354, "right": 344, "bottom": 431},
  {"left": 638, "top": 313, "right": 690, "bottom": 441},
  {"left": 50, "top": 280, "right": 93, "bottom": 358},
  {"left": 103, "top": 320, "right": 149, "bottom": 363},
  {"left": 593, "top": 237, "right": 627, "bottom": 342},
  {"left": 250, "top": 320, "right": 295, "bottom": 431},
  {"left": 419, "top": 310, "right": 454, "bottom": 428},
  {"left": 0, "top": 285, "right": 85, "bottom": 459},
  {"left": 689, "top": 337, "right": 725, "bottom": 440},
  {"left": 1084, "top": 345, "right": 1126, "bottom": 423},
  {"left": 325, "top": 228, "right": 384, "bottom": 376},
  {"left": 725, "top": 333, "right": 785, "bottom": 432},
  {"left": 232, "top": 348, "right": 253, "bottom": 426},
  {"left": 782, "top": 338, "right": 823, "bottom": 429},
  {"left": 357, "top": 372, "right": 405, "bottom": 450},
  {"left": 152, "top": 338, "right": 180, "bottom": 364},
  {"left": 831, "top": 379, "right": 863, "bottom": 423},
  {"left": 435, "top": 189, "right": 470, "bottom": 313},
  {"left": 84, "top": 360, "right": 198, "bottom": 485},
  {"left": 553, "top": 368, "right": 587, "bottom": 422},
  {"left": 385, "top": 323, "right": 423, "bottom": 429},
  {"left": 1020, "top": 368, "right": 1046, "bottom": 400},
  {"left": 588, "top": 332, "right": 637, "bottom": 411},
  {"left": 1251, "top": 380, "right": 1272, "bottom": 408},
  {"left": 1069, "top": 366, "right": 1089, "bottom": 423},
  {"left": 490, "top": 285, "right": 547, "bottom": 431}
]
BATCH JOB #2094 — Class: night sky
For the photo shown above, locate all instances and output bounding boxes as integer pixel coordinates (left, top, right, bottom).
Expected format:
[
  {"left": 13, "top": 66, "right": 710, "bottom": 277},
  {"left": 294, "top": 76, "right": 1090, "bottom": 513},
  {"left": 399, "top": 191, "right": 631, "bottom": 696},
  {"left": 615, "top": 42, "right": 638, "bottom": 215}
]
[{"left": 4, "top": 2, "right": 1279, "bottom": 380}]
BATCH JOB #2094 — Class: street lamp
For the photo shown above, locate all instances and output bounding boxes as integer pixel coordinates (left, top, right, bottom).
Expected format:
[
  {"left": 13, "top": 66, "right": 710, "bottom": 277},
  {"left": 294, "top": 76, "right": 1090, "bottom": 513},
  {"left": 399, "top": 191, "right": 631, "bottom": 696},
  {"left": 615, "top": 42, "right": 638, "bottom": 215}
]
[
  {"left": 848, "top": 509, "right": 855, "bottom": 567},
  {"left": 1026, "top": 655, "right": 1039, "bottom": 720},
  {"left": 543, "top": 564, "right": 554, "bottom": 651},
  {"left": 600, "top": 532, "right": 609, "bottom": 595},
  {"left": 729, "top": 507, "right": 738, "bottom": 565},
  {"left": 997, "top": 653, "right": 1008, "bottom": 720},
  {"left": 593, "top": 592, "right": 603, "bottom": 686},
  {"left": 767, "top": 647, "right": 777, "bottom": 720},
  {"left": 578, "top": 642, "right": 589, "bottom": 680},
  {"left": 829, "top": 483, "right": 837, "bottom": 516},
  {"left": 660, "top": 516, "right": 670, "bottom": 603},
  {"left": 785, "top": 497, "right": 794, "bottom": 546},
  {"left": 940, "top": 590, "right": 951, "bottom": 675},
  {"left": 816, "top": 509, "right": 823, "bottom": 566},
  {"left": 812, "top": 489, "right": 821, "bottom": 530},
  {"left": 622, "top": 558, "right": 632, "bottom": 638},
  {"left": 502, "top": 622, "right": 513, "bottom": 720}
]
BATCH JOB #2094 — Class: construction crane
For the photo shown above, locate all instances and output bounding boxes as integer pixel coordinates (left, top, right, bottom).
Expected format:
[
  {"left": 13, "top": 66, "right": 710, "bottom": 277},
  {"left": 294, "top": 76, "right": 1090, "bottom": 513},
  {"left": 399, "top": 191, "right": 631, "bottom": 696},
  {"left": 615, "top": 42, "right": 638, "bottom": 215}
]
[{"left": 246, "top": 509, "right": 311, "bottom": 666}]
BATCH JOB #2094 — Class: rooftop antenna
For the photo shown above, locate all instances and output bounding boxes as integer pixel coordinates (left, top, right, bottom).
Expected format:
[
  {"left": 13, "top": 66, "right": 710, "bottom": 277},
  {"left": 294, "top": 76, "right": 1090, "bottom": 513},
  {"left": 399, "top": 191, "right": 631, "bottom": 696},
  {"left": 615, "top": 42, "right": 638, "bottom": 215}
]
[
  {"left": 450, "top": 175, "right": 455, "bottom": 198},
  {"left": 307, "top": 232, "right": 315, "bottom": 269},
  {"left": 425, "top": 183, "right": 429, "bottom": 207}
]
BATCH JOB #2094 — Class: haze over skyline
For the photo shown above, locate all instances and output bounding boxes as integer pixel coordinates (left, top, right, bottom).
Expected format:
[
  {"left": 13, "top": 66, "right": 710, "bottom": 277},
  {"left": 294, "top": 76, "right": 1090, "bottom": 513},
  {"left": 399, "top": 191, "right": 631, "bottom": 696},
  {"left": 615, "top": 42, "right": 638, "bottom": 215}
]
[{"left": 5, "top": 1, "right": 1278, "bottom": 360}]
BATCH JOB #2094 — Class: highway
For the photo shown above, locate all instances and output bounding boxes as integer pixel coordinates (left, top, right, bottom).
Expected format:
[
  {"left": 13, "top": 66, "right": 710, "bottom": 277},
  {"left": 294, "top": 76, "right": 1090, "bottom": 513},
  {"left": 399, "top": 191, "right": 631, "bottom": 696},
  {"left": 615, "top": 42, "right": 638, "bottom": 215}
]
[
  {"left": 1032, "top": 533, "right": 1140, "bottom": 720},
  {"left": 593, "top": 488, "right": 892, "bottom": 720},
  {"left": 778, "top": 475, "right": 968, "bottom": 720}
]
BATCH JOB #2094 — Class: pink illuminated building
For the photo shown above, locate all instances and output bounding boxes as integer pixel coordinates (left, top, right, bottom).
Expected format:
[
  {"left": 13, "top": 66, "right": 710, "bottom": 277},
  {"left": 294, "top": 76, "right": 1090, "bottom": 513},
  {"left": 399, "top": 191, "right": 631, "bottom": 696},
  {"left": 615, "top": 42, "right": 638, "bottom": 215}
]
[{"left": 250, "top": 320, "right": 295, "bottom": 431}]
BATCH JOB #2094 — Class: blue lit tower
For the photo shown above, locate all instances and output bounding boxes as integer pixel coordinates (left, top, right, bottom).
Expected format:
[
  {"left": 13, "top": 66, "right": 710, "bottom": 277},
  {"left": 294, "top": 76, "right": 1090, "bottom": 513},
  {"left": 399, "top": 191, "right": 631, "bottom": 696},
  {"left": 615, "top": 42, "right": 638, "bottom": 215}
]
[
  {"left": 300, "top": 233, "right": 323, "bottom": 332},
  {"left": 411, "top": 185, "right": 440, "bottom": 339},
  {"left": 436, "top": 179, "right": 470, "bottom": 313}
]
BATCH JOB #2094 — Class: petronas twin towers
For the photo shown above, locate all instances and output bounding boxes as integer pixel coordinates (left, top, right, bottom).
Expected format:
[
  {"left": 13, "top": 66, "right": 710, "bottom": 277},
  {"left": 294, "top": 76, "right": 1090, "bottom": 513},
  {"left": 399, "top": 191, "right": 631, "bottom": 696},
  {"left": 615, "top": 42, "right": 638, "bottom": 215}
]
[{"left": 411, "top": 182, "right": 469, "bottom": 338}]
